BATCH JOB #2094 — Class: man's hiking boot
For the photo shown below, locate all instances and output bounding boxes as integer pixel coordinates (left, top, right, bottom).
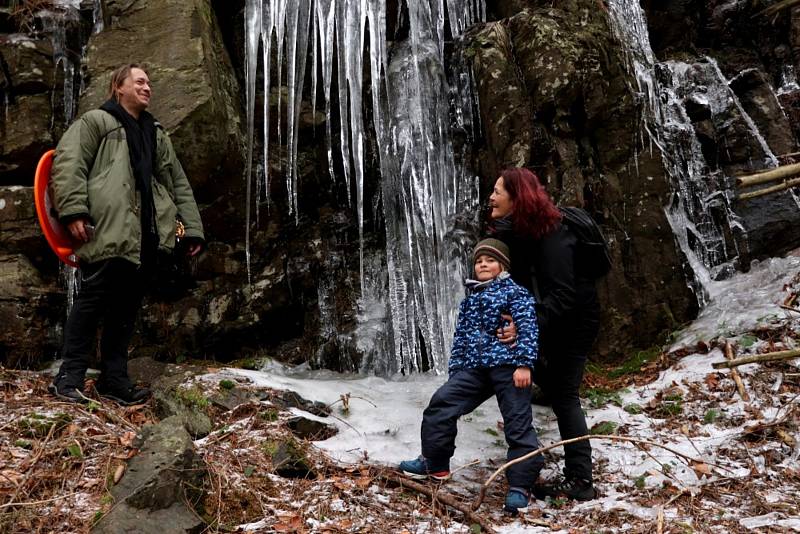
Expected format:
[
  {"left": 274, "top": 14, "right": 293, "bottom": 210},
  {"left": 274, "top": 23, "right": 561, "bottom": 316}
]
[
  {"left": 48, "top": 381, "right": 87, "bottom": 404},
  {"left": 399, "top": 456, "right": 450, "bottom": 481},
  {"left": 95, "top": 383, "right": 151, "bottom": 406},
  {"left": 503, "top": 487, "right": 530, "bottom": 515},
  {"left": 533, "top": 475, "right": 597, "bottom": 501}
]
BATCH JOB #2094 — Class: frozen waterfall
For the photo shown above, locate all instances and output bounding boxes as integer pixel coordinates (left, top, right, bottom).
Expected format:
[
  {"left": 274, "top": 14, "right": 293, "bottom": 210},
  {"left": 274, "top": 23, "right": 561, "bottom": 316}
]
[
  {"left": 243, "top": 1, "right": 484, "bottom": 373},
  {"left": 607, "top": 0, "right": 779, "bottom": 305}
]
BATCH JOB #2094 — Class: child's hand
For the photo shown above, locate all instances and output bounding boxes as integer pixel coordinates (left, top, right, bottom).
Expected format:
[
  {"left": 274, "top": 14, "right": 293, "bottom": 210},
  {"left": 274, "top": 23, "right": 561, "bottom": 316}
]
[{"left": 513, "top": 366, "right": 531, "bottom": 388}]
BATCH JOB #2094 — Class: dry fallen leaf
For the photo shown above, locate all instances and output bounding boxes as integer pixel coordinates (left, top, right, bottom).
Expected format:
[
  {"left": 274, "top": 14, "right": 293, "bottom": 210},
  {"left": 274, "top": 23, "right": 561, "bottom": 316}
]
[
  {"left": 704, "top": 373, "right": 720, "bottom": 390},
  {"left": 691, "top": 461, "right": 711, "bottom": 478},
  {"left": 0, "top": 470, "right": 22, "bottom": 487},
  {"left": 335, "top": 519, "right": 353, "bottom": 529},
  {"left": 119, "top": 431, "right": 137, "bottom": 448},
  {"left": 113, "top": 464, "right": 126, "bottom": 484},
  {"left": 356, "top": 476, "right": 372, "bottom": 489},
  {"left": 273, "top": 513, "right": 303, "bottom": 532}
]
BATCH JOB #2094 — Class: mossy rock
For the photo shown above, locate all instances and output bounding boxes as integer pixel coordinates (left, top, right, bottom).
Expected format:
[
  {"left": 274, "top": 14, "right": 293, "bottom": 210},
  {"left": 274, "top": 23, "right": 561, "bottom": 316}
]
[{"left": 270, "top": 438, "right": 316, "bottom": 479}]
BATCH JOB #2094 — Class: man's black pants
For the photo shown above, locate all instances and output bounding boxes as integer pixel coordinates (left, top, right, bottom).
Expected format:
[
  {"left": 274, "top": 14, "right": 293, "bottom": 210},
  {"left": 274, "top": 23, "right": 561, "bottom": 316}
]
[
  {"left": 421, "top": 366, "right": 543, "bottom": 488},
  {"left": 56, "top": 259, "right": 145, "bottom": 391}
]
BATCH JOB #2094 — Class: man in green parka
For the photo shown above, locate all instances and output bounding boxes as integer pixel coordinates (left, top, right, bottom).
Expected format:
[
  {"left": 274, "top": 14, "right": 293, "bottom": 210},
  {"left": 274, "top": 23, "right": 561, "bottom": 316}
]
[{"left": 48, "top": 63, "right": 204, "bottom": 405}]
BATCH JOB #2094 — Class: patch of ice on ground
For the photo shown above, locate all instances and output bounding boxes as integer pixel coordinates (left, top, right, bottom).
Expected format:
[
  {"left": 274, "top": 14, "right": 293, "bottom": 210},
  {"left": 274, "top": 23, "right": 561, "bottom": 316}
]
[
  {"left": 210, "top": 368, "right": 515, "bottom": 471},
  {"left": 672, "top": 255, "right": 800, "bottom": 349},
  {"left": 739, "top": 512, "right": 800, "bottom": 530}
]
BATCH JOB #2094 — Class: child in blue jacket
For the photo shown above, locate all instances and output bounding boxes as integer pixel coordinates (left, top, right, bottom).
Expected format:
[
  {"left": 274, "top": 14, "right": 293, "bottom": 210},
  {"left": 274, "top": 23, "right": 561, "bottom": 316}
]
[{"left": 400, "top": 238, "right": 543, "bottom": 513}]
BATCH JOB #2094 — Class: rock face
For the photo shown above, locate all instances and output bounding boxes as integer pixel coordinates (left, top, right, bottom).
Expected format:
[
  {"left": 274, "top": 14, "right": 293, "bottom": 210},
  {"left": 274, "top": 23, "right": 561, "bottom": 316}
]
[
  {"left": 92, "top": 417, "right": 206, "bottom": 534},
  {"left": 80, "top": 0, "right": 245, "bottom": 201},
  {"left": 470, "top": 1, "right": 697, "bottom": 355},
  {"left": 3, "top": 0, "right": 800, "bottom": 368},
  {"left": 0, "top": 37, "right": 55, "bottom": 185}
]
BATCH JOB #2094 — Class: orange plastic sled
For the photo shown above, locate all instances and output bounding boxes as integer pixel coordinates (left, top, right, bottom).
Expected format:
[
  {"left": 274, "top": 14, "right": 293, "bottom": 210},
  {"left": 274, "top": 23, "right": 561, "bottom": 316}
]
[{"left": 34, "top": 150, "right": 79, "bottom": 267}]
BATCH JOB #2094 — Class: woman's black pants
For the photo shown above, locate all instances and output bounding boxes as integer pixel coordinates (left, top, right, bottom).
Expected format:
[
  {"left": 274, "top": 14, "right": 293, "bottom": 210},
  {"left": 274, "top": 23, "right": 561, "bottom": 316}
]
[{"left": 535, "top": 318, "right": 599, "bottom": 482}]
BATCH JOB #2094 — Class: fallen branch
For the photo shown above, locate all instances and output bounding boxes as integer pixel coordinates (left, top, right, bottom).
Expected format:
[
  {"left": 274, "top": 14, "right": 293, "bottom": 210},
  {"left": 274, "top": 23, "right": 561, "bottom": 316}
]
[
  {"left": 735, "top": 163, "right": 800, "bottom": 187},
  {"left": 472, "top": 434, "right": 723, "bottom": 511},
  {"left": 737, "top": 177, "right": 800, "bottom": 201},
  {"left": 712, "top": 348, "right": 800, "bottom": 369},
  {"left": 378, "top": 469, "right": 495, "bottom": 534},
  {"left": 725, "top": 342, "right": 750, "bottom": 401},
  {"left": 754, "top": 0, "right": 800, "bottom": 18}
]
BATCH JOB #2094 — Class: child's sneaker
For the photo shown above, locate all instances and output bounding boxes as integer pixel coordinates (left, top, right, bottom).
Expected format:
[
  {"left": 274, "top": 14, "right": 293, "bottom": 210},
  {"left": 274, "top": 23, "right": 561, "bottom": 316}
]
[
  {"left": 504, "top": 487, "right": 530, "bottom": 514},
  {"left": 399, "top": 456, "right": 450, "bottom": 481},
  {"left": 533, "top": 475, "right": 597, "bottom": 501}
]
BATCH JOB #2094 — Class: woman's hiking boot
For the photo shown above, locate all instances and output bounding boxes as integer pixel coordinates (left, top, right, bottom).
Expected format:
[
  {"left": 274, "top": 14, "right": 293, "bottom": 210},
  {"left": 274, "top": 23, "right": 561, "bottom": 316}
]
[
  {"left": 398, "top": 456, "right": 450, "bottom": 481},
  {"left": 533, "top": 475, "right": 597, "bottom": 501},
  {"left": 503, "top": 487, "right": 530, "bottom": 515},
  {"left": 95, "top": 382, "right": 151, "bottom": 406}
]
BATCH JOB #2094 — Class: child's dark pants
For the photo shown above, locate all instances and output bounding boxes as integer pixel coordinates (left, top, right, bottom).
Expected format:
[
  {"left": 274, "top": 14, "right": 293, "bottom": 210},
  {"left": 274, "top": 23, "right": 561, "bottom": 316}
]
[{"left": 421, "top": 366, "right": 543, "bottom": 488}]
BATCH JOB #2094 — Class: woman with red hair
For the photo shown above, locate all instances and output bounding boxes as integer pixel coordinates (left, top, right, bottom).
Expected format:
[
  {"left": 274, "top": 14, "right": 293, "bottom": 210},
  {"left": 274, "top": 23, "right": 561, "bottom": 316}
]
[{"left": 488, "top": 167, "right": 600, "bottom": 501}]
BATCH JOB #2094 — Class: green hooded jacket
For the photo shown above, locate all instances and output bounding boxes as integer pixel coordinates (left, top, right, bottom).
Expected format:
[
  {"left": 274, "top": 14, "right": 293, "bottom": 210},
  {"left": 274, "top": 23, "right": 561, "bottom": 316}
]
[{"left": 51, "top": 109, "right": 204, "bottom": 265}]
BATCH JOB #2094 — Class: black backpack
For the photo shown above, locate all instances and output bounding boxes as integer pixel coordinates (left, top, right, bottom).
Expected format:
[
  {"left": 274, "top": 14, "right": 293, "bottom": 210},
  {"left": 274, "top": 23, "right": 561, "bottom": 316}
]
[{"left": 559, "top": 206, "right": 612, "bottom": 279}]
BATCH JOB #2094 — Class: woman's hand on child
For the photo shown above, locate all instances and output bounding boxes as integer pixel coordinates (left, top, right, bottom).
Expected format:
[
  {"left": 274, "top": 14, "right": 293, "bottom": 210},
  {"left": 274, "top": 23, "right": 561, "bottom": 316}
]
[
  {"left": 497, "top": 314, "right": 518, "bottom": 346},
  {"left": 513, "top": 366, "right": 531, "bottom": 388}
]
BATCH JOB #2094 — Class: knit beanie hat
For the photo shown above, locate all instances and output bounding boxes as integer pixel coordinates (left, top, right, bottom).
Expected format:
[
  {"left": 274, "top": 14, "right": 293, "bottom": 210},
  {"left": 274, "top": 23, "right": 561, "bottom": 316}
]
[{"left": 472, "top": 238, "right": 511, "bottom": 271}]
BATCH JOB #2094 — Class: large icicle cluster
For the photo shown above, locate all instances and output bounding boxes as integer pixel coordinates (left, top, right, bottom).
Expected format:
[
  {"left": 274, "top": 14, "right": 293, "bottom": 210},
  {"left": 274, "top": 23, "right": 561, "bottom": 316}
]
[{"left": 244, "top": 0, "right": 484, "bottom": 373}]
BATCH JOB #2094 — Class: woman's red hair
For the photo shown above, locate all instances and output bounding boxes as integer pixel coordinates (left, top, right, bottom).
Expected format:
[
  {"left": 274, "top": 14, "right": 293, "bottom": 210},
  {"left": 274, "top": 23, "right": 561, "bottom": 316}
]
[{"left": 500, "top": 168, "right": 562, "bottom": 239}]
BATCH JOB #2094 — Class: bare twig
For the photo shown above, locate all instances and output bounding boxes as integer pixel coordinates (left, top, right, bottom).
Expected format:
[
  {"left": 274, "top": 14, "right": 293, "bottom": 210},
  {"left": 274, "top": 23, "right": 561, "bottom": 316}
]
[
  {"left": 725, "top": 342, "right": 751, "bottom": 401},
  {"left": 0, "top": 492, "right": 82, "bottom": 510},
  {"left": 378, "top": 469, "right": 495, "bottom": 534},
  {"left": 327, "top": 394, "right": 378, "bottom": 409},
  {"left": 6, "top": 417, "right": 58, "bottom": 506},
  {"left": 472, "top": 434, "right": 727, "bottom": 510},
  {"left": 449, "top": 459, "right": 480, "bottom": 478}
]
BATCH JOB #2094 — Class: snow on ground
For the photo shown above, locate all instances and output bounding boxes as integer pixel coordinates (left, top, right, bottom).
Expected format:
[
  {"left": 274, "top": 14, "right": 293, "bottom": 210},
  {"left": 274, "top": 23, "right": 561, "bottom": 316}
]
[
  {"left": 672, "top": 255, "right": 800, "bottom": 349},
  {"left": 200, "top": 255, "right": 800, "bottom": 532}
]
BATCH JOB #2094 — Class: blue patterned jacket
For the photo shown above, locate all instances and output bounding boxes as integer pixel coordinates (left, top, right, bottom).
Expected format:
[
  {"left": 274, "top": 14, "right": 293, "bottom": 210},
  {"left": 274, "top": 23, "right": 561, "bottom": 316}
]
[{"left": 449, "top": 272, "right": 539, "bottom": 374}]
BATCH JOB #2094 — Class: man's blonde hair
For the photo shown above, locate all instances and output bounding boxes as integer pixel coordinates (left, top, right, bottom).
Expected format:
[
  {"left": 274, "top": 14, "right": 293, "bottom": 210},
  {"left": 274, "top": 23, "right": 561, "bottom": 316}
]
[{"left": 107, "top": 63, "right": 149, "bottom": 101}]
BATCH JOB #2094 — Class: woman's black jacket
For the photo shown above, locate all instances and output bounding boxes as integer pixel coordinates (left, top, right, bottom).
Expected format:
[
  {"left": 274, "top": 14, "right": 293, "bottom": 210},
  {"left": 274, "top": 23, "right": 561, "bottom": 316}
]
[{"left": 489, "top": 221, "right": 599, "bottom": 352}]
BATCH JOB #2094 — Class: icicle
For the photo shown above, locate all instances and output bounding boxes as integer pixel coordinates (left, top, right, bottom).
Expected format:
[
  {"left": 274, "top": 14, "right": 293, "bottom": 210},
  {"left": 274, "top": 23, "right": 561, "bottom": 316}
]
[
  {"left": 244, "top": 0, "right": 262, "bottom": 285},
  {"left": 335, "top": 2, "right": 354, "bottom": 206},
  {"left": 242, "top": 0, "right": 485, "bottom": 374},
  {"left": 315, "top": 0, "right": 337, "bottom": 181},
  {"left": 261, "top": 1, "right": 273, "bottom": 211},
  {"left": 285, "top": 0, "right": 312, "bottom": 220},
  {"left": 92, "top": 0, "right": 104, "bottom": 34}
]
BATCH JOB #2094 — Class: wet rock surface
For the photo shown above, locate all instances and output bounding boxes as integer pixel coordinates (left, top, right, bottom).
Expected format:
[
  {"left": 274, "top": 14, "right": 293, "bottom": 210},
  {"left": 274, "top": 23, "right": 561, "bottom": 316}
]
[
  {"left": 286, "top": 416, "right": 337, "bottom": 441},
  {"left": 92, "top": 416, "right": 206, "bottom": 534},
  {"left": 2, "top": 0, "right": 800, "bottom": 368},
  {"left": 469, "top": 0, "right": 697, "bottom": 356}
]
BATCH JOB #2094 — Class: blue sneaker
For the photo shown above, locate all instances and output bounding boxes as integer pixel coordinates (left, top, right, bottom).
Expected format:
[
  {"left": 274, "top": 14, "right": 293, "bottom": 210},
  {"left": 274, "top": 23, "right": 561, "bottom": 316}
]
[
  {"left": 504, "top": 487, "right": 530, "bottom": 514},
  {"left": 399, "top": 456, "right": 450, "bottom": 481}
]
